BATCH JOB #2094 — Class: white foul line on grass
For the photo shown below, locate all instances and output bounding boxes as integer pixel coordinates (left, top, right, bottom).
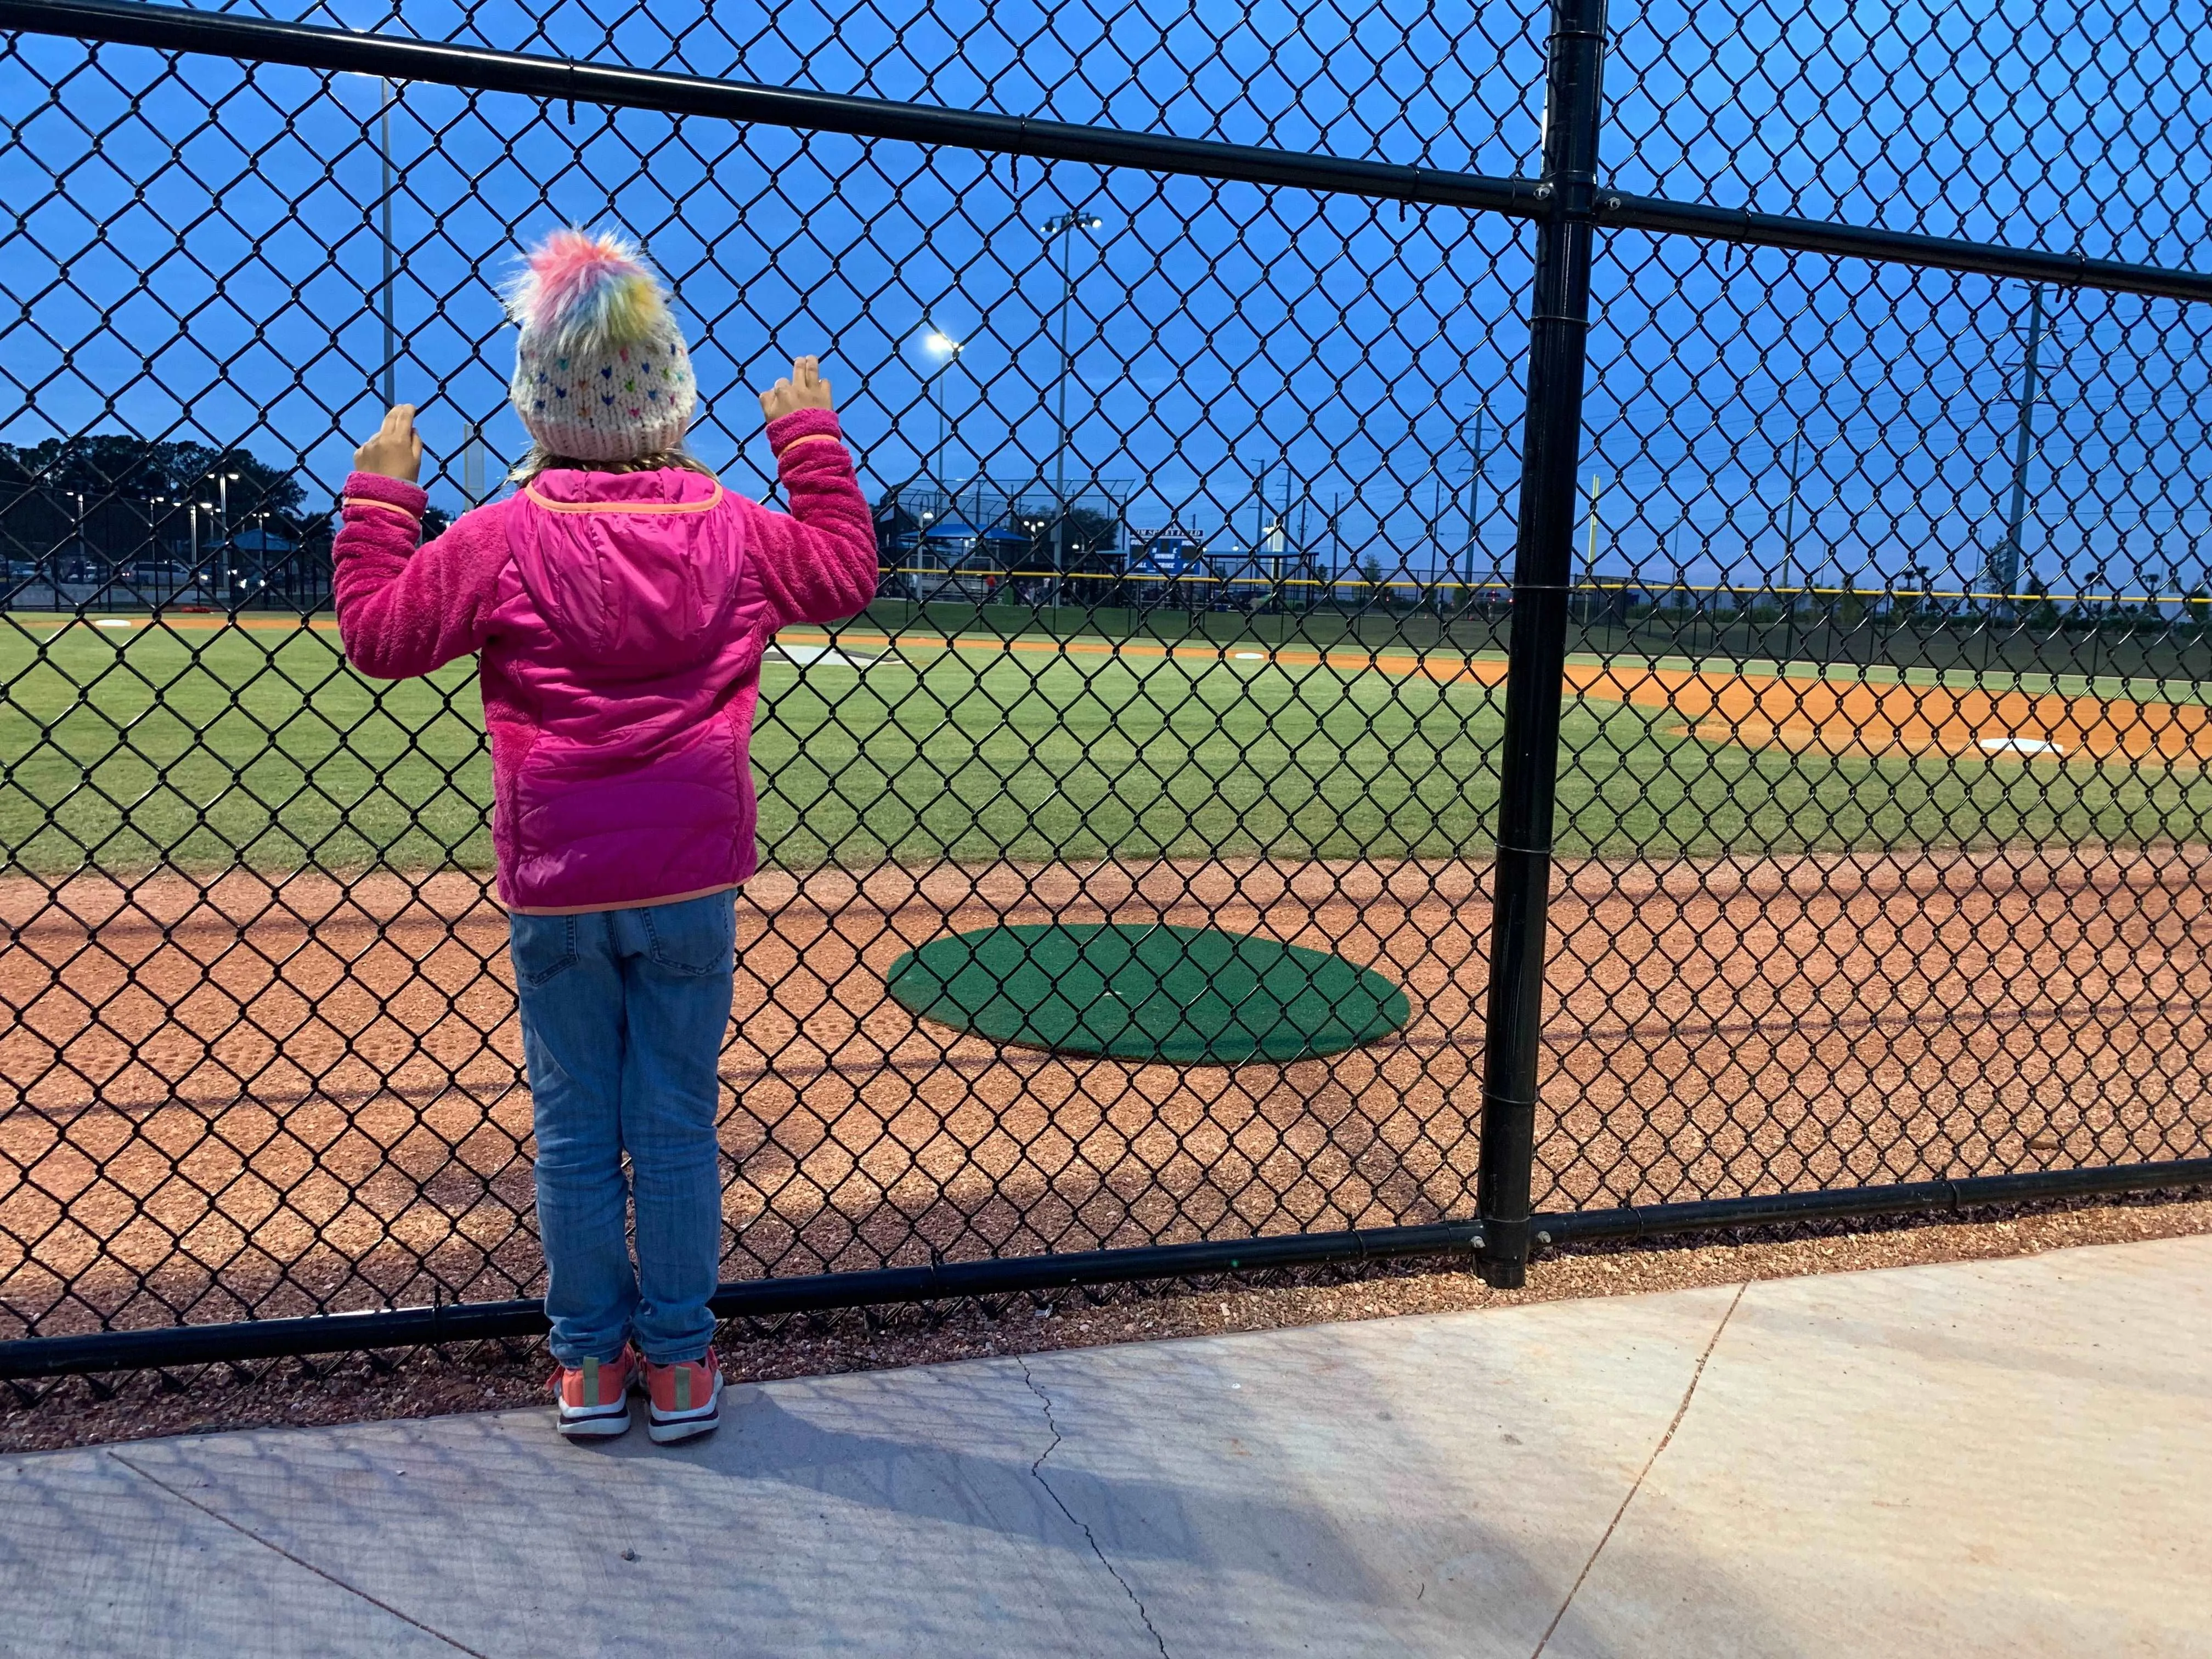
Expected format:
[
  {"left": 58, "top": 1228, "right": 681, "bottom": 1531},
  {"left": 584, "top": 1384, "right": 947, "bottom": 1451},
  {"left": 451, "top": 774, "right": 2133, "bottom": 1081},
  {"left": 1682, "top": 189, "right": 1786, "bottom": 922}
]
[{"left": 768, "top": 642, "right": 883, "bottom": 670}]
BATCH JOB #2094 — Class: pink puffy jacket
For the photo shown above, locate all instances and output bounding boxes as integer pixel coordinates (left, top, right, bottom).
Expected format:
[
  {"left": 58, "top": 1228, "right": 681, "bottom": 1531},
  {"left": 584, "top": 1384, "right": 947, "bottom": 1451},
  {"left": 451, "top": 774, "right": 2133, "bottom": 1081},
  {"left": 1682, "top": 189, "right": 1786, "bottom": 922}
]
[{"left": 332, "top": 407, "right": 877, "bottom": 914}]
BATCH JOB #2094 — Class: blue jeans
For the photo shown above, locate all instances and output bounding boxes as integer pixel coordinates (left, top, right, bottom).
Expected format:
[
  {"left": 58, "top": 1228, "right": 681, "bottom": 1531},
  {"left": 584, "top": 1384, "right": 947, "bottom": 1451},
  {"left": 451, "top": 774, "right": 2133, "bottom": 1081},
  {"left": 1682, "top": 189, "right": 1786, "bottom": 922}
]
[{"left": 509, "top": 890, "right": 736, "bottom": 1367}]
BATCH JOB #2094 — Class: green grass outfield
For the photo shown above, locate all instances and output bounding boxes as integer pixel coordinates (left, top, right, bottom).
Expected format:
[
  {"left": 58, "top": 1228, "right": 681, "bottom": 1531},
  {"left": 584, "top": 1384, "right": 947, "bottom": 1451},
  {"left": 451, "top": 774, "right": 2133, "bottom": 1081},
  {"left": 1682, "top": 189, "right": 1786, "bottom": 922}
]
[{"left": 3, "top": 613, "right": 2209, "bottom": 878}]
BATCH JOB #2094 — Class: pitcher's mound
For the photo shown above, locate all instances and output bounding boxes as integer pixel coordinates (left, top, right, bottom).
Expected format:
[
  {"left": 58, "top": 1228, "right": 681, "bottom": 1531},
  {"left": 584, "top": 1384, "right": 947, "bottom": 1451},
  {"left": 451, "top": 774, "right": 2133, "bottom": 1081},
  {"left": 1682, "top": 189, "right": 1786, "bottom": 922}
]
[{"left": 887, "top": 921, "right": 1411, "bottom": 1063}]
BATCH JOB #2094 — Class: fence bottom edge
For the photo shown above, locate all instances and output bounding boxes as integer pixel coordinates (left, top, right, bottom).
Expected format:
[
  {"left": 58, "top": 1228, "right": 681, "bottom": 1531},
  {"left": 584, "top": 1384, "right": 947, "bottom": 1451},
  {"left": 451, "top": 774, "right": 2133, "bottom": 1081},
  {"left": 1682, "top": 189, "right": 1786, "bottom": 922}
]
[
  {"left": 4, "top": 1159, "right": 2206, "bottom": 1380},
  {"left": 1535, "top": 1157, "right": 2212, "bottom": 1245}
]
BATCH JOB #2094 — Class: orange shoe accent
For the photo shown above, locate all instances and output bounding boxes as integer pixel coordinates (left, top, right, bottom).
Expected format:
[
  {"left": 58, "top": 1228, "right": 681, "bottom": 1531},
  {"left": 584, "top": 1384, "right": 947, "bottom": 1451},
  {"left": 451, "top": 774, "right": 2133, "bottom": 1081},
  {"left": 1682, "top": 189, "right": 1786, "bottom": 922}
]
[
  {"left": 551, "top": 1344, "right": 641, "bottom": 1438},
  {"left": 644, "top": 1350, "right": 723, "bottom": 1444}
]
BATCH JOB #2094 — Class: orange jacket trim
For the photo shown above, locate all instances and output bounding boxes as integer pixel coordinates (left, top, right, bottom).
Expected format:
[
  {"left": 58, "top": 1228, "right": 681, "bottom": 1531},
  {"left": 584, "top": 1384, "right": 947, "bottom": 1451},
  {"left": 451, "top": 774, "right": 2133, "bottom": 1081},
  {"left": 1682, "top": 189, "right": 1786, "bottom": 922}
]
[
  {"left": 522, "top": 481, "right": 727, "bottom": 516},
  {"left": 343, "top": 496, "right": 421, "bottom": 520}
]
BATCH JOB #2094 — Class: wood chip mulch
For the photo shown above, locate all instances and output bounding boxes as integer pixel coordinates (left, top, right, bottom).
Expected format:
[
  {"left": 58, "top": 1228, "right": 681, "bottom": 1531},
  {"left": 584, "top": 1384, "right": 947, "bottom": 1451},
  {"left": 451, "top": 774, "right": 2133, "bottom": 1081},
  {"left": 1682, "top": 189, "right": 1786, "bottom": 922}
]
[{"left": 5, "top": 1188, "right": 2206, "bottom": 1456}]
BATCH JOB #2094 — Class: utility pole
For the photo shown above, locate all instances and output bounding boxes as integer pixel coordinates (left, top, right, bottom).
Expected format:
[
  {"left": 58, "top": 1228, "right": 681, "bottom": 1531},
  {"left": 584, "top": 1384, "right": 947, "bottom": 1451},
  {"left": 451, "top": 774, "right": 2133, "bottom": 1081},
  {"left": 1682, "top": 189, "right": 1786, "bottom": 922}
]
[
  {"left": 1780, "top": 427, "right": 1803, "bottom": 611},
  {"left": 1330, "top": 491, "right": 1343, "bottom": 607},
  {"left": 1584, "top": 472, "right": 1603, "bottom": 623},
  {"left": 1995, "top": 283, "right": 2046, "bottom": 613},
  {"left": 1434, "top": 468, "right": 1449, "bottom": 615},
  {"left": 1464, "top": 404, "right": 1486, "bottom": 605}
]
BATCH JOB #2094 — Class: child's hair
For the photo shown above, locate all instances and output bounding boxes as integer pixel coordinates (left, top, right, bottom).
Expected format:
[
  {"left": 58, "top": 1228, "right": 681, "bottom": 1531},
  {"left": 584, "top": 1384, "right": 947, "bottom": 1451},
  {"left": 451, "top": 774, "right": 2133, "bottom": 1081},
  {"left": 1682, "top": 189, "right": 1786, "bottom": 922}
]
[{"left": 507, "top": 444, "right": 718, "bottom": 486}]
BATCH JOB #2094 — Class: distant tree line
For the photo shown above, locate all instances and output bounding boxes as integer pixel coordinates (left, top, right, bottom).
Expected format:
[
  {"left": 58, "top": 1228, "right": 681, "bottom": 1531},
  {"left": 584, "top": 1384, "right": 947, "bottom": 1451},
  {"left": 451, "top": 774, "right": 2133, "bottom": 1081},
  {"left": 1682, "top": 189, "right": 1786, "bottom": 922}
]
[{"left": 0, "top": 435, "right": 452, "bottom": 610}]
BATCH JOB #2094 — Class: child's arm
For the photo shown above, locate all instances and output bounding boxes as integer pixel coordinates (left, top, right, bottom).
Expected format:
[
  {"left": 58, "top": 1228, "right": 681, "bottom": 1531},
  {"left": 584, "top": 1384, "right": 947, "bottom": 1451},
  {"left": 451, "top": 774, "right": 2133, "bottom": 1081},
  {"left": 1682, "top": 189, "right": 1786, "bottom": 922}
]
[
  {"left": 332, "top": 405, "right": 511, "bottom": 680},
  {"left": 748, "top": 358, "right": 881, "bottom": 627}
]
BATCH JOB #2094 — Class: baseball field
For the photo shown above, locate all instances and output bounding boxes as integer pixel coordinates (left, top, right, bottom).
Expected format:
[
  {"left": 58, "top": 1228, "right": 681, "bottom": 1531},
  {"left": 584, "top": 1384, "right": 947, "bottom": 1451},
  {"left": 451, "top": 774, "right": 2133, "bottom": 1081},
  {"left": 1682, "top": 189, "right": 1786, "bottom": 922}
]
[
  {"left": 3, "top": 612, "right": 2210, "bottom": 1338},
  {"left": 7, "top": 613, "right": 2212, "bottom": 876}
]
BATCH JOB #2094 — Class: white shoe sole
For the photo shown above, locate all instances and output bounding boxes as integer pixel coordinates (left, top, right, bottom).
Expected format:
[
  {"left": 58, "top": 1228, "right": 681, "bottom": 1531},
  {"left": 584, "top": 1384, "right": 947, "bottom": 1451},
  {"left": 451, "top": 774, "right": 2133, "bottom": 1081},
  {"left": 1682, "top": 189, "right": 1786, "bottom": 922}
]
[
  {"left": 557, "top": 1403, "right": 633, "bottom": 1438},
  {"left": 646, "top": 1376, "right": 723, "bottom": 1443}
]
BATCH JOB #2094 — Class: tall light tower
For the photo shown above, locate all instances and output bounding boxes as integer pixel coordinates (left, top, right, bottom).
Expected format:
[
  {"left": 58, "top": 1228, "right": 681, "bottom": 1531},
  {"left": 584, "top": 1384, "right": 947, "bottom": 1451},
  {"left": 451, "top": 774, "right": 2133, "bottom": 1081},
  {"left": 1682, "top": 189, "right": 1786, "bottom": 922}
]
[
  {"left": 922, "top": 325, "right": 962, "bottom": 494},
  {"left": 379, "top": 77, "right": 398, "bottom": 408},
  {"left": 212, "top": 467, "right": 239, "bottom": 606},
  {"left": 1040, "top": 208, "right": 1105, "bottom": 610},
  {"left": 344, "top": 69, "right": 402, "bottom": 407}
]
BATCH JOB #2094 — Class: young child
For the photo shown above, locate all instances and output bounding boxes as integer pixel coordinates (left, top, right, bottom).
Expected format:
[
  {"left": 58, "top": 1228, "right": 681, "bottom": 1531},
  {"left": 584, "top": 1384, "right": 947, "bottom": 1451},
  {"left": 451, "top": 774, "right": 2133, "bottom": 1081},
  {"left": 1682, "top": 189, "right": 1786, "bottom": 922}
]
[{"left": 335, "top": 228, "right": 878, "bottom": 1444}]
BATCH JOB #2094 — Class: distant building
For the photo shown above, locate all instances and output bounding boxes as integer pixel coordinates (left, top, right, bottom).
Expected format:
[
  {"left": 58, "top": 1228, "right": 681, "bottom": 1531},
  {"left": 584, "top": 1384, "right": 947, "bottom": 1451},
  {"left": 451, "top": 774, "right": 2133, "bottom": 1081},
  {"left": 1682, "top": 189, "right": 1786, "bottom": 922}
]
[
  {"left": 224, "top": 524, "right": 301, "bottom": 603},
  {"left": 877, "top": 478, "right": 1132, "bottom": 605},
  {"left": 1126, "top": 527, "right": 1209, "bottom": 605}
]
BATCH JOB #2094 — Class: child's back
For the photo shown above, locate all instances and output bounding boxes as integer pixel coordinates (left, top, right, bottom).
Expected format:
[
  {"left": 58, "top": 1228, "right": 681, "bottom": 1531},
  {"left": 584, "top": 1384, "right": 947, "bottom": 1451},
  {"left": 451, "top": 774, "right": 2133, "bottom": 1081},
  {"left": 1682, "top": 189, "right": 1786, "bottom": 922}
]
[{"left": 337, "top": 408, "right": 871, "bottom": 913}]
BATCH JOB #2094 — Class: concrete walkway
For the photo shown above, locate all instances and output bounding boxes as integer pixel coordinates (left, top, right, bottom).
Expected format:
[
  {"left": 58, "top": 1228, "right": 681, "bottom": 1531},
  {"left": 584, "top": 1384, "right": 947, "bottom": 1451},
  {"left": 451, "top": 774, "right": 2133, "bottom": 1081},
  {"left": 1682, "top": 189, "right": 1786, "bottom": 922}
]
[{"left": 4, "top": 1235, "right": 2208, "bottom": 1657}]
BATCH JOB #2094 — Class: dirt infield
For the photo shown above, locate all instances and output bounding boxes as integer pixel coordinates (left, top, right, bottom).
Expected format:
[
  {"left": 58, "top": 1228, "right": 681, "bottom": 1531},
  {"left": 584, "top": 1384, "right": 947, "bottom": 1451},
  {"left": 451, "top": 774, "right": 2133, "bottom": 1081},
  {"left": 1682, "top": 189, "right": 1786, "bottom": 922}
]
[
  {"left": 1568, "top": 663, "right": 2212, "bottom": 764},
  {"left": 712, "top": 628, "right": 2212, "bottom": 766},
  {"left": 4, "top": 844, "right": 2208, "bottom": 1341},
  {"left": 777, "top": 632, "right": 2212, "bottom": 767}
]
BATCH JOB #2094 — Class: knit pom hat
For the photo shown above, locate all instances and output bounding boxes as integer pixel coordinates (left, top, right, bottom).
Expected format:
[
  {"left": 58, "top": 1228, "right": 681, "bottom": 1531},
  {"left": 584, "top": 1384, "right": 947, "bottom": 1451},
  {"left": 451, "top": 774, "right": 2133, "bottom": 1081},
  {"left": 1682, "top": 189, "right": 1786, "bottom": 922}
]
[{"left": 505, "top": 228, "right": 696, "bottom": 463}]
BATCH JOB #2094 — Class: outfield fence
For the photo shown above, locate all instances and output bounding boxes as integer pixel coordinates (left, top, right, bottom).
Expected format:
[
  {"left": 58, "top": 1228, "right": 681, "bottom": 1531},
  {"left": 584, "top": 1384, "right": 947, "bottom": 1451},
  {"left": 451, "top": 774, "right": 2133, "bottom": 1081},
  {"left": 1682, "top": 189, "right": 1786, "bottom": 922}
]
[{"left": 4, "top": 0, "right": 2212, "bottom": 1376}]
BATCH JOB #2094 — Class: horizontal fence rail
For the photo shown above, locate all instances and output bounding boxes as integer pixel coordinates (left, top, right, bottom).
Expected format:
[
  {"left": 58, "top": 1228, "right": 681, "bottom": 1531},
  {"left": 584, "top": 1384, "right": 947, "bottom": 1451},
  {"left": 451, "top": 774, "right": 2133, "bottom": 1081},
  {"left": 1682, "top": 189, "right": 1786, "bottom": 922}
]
[
  {"left": 7, "top": 0, "right": 2212, "bottom": 301},
  {"left": 12, "top": 1155, "right": 2210, "bottom": 1378},
  {"left": 2, "top": 0, "right": 2209, "bottom": 1374}
]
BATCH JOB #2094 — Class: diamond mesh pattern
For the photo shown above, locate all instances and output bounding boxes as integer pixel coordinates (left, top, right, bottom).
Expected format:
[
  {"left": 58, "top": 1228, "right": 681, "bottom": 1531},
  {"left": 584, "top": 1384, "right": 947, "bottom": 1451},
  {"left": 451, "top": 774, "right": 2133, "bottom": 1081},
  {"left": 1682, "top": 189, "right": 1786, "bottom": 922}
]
[
  {"left": 2, "top": 4, "right": 2209, "bottom": 1347},
  {"left": 1544, "top": 231, "right": 2212, "bottom": 1210},
  {"left": 1605, "top": 0, "right": 2212, "bottom": 263}
]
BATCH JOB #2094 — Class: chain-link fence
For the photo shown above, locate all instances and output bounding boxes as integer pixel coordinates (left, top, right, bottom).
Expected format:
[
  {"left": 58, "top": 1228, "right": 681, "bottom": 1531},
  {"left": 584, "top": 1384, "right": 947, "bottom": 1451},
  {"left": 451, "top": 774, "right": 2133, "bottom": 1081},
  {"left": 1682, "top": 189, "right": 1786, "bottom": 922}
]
[{"left": 3, "top": 0, "right": 2210, "bottom": 1375}]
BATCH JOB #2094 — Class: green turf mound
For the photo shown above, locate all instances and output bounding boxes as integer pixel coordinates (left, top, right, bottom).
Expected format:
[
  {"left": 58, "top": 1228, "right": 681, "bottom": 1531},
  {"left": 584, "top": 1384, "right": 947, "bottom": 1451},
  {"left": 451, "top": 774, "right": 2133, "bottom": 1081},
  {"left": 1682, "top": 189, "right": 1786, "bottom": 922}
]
[{"left": 885, "top": 922, "right": 1411, "bottom": 1063}]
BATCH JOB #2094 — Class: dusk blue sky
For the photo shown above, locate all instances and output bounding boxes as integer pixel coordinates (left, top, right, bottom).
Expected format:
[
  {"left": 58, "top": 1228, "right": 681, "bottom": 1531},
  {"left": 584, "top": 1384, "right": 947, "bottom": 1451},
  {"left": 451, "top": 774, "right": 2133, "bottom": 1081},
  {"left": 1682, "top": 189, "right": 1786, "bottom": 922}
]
[{"left": 5, "top": 0, "right": 2211, "bottom": 599}]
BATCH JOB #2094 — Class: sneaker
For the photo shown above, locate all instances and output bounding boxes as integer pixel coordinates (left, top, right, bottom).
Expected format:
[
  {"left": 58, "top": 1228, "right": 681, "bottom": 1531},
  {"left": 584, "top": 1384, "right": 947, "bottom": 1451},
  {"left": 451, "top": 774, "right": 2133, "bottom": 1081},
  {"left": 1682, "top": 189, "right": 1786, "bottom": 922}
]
[
  {"left": 550, "top": 1345, "right": 640, "bottom": 1439},
  {"left": 644, "top": 1350, "right": 723, "bottom": 1444}
]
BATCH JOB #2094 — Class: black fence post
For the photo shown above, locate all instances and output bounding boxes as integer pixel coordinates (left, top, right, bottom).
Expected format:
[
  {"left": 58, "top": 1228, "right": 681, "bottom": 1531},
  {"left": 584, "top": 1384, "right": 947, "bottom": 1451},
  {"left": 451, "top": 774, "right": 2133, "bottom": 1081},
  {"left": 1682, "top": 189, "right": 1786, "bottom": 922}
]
[{"left": 1476, "top": 0, "right": 1608, "bottom": 1289}]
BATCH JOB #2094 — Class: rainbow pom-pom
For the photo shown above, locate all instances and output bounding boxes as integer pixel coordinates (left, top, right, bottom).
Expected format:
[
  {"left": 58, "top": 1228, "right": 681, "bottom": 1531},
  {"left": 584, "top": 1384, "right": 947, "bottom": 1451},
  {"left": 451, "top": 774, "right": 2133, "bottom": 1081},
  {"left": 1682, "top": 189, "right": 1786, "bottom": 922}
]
[
  {"left": 503, "top": 225, "right": 696, "bottom": 461},
  {"left": 504, "top": 228, "right": 671, "bottom": 355}
]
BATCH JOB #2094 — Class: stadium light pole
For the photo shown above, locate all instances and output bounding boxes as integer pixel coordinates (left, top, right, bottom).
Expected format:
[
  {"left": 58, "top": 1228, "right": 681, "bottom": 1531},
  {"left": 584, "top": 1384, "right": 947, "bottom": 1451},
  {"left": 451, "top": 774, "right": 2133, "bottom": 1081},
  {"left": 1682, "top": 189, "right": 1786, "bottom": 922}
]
[
  {"left": 379, "top": 77, "right": 397, "bottom": 408},
  {"left": 1584, "top": 471, "right": 1604, "bottom": 624},
  {"left": 1040, "top": 209, "right": 1105, "bottom": 610},
  {"left": 205, "top": 467, "right": 238, "bottom": 606},
  {"left": 922, "top": 325, "right": 962, "bottom": 493},
  {"left": 345, "top": 72, "right": 401, "bottom": 407}
]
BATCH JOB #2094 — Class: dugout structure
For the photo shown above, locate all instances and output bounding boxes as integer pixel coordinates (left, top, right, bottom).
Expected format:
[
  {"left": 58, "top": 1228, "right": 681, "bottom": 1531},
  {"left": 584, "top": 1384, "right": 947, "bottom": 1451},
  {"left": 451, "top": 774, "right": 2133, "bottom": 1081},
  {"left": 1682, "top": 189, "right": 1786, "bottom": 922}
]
[{"left": 2, "top": 0, "right": 2211, "bottom": 1375}]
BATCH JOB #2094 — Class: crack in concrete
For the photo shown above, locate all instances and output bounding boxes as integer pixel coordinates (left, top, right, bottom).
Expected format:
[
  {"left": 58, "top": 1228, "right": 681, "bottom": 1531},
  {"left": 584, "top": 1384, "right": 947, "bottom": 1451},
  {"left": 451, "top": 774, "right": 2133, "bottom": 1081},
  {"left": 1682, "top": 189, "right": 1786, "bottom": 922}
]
[
  {"left": 106, "top": 1449, "right": 490, "bottom": 1657},
  {"left": 1530, "top": 1280, "right": 1750, "bottom": 1659},
  {"left": 1017, "top": 1358, "right": 1172, "bottom": 1658}
]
